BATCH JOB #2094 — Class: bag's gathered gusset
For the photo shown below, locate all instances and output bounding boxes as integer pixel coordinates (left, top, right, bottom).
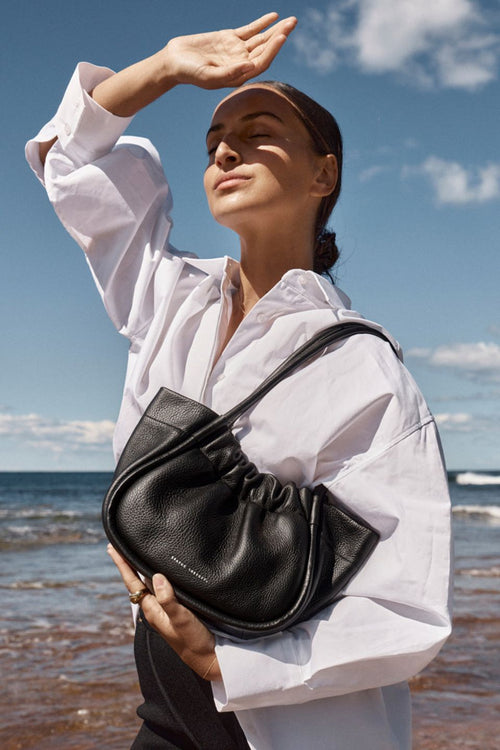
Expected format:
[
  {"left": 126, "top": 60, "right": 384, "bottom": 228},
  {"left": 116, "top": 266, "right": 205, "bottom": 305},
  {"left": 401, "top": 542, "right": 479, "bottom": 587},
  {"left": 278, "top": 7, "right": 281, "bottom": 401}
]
[{"left": 103, "top": 322, "right": 396, "bottom": 639}]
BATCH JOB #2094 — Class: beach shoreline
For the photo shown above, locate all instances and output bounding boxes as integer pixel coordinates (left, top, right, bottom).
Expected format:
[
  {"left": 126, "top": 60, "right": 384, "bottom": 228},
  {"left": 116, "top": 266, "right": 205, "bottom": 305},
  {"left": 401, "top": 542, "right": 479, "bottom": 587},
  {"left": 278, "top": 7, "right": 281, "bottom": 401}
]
[
  {"left": 1, "top": 471, "right": 499, "bottom": 748},
  {"left": 2, "top": 599, "right": 499, "bottom": 749},
  {"left": 2, "top": 628, "right": 499, "bottom": 749}
]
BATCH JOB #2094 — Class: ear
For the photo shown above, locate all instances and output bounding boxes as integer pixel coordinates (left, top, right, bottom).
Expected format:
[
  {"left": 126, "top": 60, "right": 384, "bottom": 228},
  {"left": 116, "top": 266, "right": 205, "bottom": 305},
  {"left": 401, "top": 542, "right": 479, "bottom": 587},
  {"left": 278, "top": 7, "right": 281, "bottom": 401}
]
[{"left": 310, "top": 154, "right": 338, "bottom": 198}]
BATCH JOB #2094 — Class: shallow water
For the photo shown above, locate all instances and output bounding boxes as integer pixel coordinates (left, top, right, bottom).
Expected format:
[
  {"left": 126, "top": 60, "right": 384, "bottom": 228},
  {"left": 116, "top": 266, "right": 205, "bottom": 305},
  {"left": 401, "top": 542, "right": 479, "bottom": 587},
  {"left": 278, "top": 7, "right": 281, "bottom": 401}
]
[{"left": 1, "top": 471, "right": 499, "bottom": 748}]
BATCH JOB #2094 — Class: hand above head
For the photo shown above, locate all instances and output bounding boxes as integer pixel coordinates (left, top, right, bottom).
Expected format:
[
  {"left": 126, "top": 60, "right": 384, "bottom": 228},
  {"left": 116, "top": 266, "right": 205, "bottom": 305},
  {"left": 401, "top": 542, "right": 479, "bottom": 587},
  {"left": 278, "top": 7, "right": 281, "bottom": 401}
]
[
  {"left": 89, "top": 13, "right": 296, "bottom": 120},
  {"left": 107, "top": 544, "right": 222, "bottom": 681},
  {"left": 164, "top": 12, "right": 298, "bottom": 89}
]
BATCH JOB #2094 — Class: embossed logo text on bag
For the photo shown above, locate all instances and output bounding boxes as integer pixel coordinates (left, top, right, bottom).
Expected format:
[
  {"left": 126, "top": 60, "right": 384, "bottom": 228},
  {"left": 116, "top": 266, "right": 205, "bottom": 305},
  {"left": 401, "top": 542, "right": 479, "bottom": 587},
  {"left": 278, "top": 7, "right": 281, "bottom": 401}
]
[{"left": 169, "top": 555, "right": 209, "bottom": 583}]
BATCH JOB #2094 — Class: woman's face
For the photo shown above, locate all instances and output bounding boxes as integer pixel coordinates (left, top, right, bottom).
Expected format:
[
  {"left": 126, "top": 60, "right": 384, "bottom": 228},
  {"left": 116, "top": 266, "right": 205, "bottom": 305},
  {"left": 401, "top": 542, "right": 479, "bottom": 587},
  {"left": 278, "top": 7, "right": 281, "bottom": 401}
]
[{"left": 203, "top": 86, "right": 327, "bottom": 235}]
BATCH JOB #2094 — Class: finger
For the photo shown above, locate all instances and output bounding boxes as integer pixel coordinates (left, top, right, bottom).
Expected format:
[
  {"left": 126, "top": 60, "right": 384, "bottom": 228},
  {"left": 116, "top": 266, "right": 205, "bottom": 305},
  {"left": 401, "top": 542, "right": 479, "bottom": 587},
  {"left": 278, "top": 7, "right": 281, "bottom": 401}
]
[
  {"left": 245, "top": 29, "right": 273, "bottom": 55},
  {"left": 151, "top": 573, "right": 190, "bottom": 622},
  {"left": 245, "top": 16, "right": 297, "bottom": 53},
  {"left": 249, "top": 33, "right": 289, "bottom": 74},
  {"left": 143, "top": 575, "right": 191, "bottom": 636},
  {"left": 140, "top": 592, "right": 176, "bottom": 636},
  {"left": 152, "top": 573, "right": 176, "bottom": 606},
  {"left": 107, "top": 544, "right": 146, "bottom": 592},
  {"left": 236, "top": 12, "right": 279, "bottom": 41}
]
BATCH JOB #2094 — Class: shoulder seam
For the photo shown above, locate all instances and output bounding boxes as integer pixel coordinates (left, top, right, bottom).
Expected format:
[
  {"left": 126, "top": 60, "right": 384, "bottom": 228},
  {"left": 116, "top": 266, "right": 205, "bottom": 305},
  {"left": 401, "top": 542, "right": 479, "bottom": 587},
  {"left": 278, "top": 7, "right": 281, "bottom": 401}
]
[{"left": 325, "top": 415, "right": 435, "bottom": 489}]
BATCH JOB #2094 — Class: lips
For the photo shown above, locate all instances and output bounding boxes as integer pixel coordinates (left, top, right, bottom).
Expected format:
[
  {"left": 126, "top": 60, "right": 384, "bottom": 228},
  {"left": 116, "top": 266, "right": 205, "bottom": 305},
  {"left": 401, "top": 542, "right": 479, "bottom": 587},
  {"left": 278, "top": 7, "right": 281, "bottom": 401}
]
[{"left": 214, "top": 172, "right": 251, "bottom": 191}]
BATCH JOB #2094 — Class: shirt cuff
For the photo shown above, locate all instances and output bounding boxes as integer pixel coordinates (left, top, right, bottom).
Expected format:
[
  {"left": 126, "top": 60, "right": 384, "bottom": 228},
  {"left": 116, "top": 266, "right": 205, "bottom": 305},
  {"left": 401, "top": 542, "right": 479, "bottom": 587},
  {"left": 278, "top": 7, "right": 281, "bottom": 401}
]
[
  {"left": 211, "top": 633, "right": 307, "bottom": 712},
  {"left": 25, "top": 61, "right": 133, "bottom": 182}
]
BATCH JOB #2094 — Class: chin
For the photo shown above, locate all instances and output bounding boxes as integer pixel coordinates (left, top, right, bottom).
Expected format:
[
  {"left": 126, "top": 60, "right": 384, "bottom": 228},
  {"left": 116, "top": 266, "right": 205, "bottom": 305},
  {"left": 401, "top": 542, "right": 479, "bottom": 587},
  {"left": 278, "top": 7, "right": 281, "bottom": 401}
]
[{"left": 208, "top": 196, "right": 278, "bottom": 233}]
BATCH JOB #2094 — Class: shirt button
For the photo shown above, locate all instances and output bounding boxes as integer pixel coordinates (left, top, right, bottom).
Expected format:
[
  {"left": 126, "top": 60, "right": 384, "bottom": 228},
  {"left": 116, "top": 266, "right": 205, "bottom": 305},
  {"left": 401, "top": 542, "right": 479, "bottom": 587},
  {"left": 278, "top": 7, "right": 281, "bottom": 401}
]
[
  {"left": 64, "top": 123, "right": 71, "bottom": 136},
  {"left": 216, "top": 373, "right": 225, "bottom": 383},
  {"left": 298, "top": 274, "right": 308, "bottom": 286},
  {"left": 256, "top": 312, "right": 267, "bottom": 323}
]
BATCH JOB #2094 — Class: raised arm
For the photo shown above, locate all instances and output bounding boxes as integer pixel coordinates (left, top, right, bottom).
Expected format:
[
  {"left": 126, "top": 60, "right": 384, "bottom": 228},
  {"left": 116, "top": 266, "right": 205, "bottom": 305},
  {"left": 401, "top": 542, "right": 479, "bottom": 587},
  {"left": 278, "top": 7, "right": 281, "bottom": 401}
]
[{"left": 39, "top": 13, "right": 296, "bottom": 164}]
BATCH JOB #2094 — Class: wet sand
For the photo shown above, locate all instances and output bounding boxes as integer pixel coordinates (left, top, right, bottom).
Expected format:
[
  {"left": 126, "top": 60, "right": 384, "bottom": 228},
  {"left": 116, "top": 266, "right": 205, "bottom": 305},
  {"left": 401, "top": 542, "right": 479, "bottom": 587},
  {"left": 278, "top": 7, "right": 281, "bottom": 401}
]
[
  {"left": 1, "top": 606, "right": 498, "bottom": 749},
  {"left": 1, "top": 472, "right": 498, "bottom": 748},
  {"left": 411, "top": 613, "right": 500, "bottom": 749}
]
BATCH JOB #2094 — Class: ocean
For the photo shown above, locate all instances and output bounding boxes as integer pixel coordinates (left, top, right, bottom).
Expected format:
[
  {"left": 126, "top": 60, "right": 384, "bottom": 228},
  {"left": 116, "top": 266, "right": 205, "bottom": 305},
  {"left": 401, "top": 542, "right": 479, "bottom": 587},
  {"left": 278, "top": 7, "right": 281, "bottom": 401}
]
[{"left": 1, "top": 471, "right": 499, "bottom": 749}]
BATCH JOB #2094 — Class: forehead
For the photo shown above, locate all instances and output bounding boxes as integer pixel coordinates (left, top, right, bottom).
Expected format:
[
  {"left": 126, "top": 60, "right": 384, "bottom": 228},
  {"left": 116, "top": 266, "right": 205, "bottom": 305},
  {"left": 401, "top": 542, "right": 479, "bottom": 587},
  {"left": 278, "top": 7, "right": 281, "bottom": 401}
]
[{"left": 207, "top": 86, "right": 307, "bottom": 136}]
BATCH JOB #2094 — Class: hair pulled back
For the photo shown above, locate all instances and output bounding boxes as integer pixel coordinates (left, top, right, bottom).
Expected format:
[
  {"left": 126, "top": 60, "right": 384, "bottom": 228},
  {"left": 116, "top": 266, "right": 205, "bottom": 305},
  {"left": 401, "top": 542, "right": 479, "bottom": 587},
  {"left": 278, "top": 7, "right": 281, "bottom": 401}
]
[{"left": 254, "top": 81, "right": 343, "bottom": 277}]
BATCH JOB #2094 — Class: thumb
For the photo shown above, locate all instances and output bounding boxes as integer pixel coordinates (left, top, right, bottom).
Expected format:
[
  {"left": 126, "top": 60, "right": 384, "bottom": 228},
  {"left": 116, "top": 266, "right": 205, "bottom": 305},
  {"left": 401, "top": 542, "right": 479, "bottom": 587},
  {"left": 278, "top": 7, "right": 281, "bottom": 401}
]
[{"left": 152, "top": 573, "right": 182, "bottom": 614}]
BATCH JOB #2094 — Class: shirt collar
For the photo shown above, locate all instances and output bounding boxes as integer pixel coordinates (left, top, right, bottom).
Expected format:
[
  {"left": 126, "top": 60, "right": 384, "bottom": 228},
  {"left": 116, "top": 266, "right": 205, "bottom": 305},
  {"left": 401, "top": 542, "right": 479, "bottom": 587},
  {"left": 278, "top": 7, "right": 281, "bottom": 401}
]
[
  {"left": 183, "top": 255, "right": 402, "bottom": 359},
  {"left": 280, "top": 268, "right": 352, "bottom": 312},
  {"left": 184, "top": 256, "right": 351, "bottom": 313}
]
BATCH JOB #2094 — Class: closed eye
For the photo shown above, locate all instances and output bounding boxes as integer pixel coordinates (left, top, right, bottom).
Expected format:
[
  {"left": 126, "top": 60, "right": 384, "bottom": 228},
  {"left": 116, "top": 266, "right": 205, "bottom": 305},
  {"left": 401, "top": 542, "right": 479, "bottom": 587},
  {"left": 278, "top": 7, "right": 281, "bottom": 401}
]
[
  {"left": 207, "top": 140, "right": 221, "bottom": 157},
  {"left": 207, "top": 134, "right": 269, "bottom": 154}
]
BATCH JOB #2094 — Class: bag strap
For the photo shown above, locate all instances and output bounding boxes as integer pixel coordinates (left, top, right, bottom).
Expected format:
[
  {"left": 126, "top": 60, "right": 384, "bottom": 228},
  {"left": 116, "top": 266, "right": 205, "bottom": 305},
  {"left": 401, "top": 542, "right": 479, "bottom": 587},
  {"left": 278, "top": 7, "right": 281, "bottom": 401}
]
[{"left": 222, "top": 322, "right": 397, "bottom": 426}]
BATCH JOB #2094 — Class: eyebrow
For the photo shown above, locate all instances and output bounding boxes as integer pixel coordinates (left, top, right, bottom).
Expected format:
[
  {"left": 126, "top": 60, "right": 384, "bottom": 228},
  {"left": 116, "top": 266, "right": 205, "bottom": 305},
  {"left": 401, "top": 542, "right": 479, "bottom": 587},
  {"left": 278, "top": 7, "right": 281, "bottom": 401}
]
[{"left": 206, "top": 111, "right": 284, "bottom": 142}]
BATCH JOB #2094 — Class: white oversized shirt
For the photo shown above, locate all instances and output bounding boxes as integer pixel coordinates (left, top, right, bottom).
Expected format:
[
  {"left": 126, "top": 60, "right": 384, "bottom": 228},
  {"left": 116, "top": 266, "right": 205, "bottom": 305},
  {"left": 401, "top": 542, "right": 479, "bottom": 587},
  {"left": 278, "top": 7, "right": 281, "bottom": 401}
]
[{"left": 26, "top": 63, "right": 452, "bottom": 750}]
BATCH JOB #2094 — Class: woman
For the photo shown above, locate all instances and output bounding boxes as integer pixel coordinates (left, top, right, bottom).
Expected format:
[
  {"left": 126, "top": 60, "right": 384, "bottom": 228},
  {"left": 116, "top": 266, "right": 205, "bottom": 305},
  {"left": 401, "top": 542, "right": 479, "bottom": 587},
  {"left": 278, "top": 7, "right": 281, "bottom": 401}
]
[{"left": 27, "top": 13, "right": 452, "bottom": 750}]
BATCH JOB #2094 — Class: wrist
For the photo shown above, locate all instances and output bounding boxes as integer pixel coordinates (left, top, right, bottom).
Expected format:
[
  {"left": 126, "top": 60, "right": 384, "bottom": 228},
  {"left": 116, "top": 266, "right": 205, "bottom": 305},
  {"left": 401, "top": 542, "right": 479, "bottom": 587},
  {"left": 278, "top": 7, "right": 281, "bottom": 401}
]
[
  {"left": 155, "top": 42, "right": 183, "bottom": 90},
  {"left": 202, "top": 654, "right": 221, "bottom": 681}
]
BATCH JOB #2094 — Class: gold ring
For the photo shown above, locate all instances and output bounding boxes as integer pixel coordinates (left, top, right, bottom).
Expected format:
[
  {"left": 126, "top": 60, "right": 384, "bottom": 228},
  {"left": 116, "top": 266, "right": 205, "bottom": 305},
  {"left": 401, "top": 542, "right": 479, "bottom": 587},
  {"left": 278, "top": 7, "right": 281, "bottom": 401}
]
[{"left": 129, "top": 588, "right": 149, "bottom": 604}]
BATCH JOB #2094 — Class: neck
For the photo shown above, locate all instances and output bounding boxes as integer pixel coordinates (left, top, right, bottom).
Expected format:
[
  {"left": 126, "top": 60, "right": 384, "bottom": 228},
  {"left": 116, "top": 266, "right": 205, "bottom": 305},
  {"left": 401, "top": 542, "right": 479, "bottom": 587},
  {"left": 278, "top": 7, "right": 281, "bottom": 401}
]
[{"left": 237, "top": 225, "right": 315, "bottom": 315}]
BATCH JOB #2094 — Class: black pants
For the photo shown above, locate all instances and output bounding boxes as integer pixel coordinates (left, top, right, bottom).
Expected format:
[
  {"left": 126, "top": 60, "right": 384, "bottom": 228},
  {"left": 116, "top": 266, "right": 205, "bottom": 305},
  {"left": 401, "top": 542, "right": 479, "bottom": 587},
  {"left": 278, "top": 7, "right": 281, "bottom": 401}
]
[{"left": 131, "top": 613, "right": 250, "bottom": 750}]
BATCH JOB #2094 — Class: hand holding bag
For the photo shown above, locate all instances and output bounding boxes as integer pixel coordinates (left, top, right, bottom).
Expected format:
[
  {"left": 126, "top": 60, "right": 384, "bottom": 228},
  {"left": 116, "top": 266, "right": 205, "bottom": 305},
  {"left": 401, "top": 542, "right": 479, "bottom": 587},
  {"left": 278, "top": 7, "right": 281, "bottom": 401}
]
[{"left": 103, "top": 322, "right": 393, "bottom": 639}]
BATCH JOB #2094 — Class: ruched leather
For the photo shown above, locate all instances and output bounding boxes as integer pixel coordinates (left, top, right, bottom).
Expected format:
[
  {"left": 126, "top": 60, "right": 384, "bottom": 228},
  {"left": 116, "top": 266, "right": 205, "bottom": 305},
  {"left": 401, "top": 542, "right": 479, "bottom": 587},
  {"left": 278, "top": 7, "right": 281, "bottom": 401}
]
[{"left": 103, "top": 324, "right": 389, "bottom": 638}]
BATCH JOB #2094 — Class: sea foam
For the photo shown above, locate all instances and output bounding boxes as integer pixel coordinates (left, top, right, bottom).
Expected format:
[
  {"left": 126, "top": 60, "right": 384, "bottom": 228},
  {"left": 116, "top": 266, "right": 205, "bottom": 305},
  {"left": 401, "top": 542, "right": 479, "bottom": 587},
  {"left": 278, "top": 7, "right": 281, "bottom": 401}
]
[
  {"left": 452, "top": 504, "right": 500, "bottom": 520},
  {"left": 455, "top": 472, "right": 500, "bottom": 486}
]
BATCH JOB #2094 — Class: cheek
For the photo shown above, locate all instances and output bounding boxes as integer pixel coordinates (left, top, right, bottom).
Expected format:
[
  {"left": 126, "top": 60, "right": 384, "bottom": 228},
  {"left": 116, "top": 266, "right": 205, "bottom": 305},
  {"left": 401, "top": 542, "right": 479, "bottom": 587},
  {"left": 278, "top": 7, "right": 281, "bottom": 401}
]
[
  {"left": 203, "top": 169, "right": 211, "bottom": 195},
  {"left": 261, "top": 150, "right": 313, "bottom": 191},
  {"left": 203, "top": 171, "right": 217, "bottom": 214}
]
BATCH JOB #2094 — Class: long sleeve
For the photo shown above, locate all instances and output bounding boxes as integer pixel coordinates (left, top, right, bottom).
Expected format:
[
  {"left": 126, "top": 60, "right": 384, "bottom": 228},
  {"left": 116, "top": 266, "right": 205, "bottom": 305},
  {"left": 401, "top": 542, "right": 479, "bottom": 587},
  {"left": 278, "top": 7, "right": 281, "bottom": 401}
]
[
  {"left": 25, "top": 62, "right": 184, "bottom": 341},
  {"left": 26, "top": 62, "right": 453, "bottom": 740},
  {"left": 212, "top": 376, "right": 452, "bottom": 711}
]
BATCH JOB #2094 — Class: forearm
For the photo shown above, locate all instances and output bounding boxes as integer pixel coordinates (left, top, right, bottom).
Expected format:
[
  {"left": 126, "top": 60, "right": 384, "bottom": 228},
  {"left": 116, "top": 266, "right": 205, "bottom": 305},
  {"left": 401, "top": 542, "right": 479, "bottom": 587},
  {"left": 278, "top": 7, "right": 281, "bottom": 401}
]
[
  {"left": 214, "top": 424, "right": 452, "bottom": 711},
  {"left": 91, "top": 49, "right": 177, "bottom": 117},
  {"left": 39, "top": 49, "right": 175, "bottom": 165},
  {"left": 37, "top": 13, "right": 296, "bottom": 165}
]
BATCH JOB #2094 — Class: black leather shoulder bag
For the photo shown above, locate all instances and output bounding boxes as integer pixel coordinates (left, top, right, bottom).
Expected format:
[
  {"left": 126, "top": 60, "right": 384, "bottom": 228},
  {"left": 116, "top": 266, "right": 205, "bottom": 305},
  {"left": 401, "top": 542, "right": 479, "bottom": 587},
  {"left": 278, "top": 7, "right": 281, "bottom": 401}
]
[{"left": 103, "top": 322, "right": 394, "bottom": 639}]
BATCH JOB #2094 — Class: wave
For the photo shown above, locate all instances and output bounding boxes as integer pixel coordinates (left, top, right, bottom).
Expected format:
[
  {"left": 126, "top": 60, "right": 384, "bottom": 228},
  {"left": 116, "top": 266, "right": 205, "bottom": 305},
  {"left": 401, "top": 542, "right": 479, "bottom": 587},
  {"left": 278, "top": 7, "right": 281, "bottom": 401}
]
[
  {"left": 0, "top": 507, "right": 97, "bottom": 520},
  {"left": 0, "top": 523, "right": 105, "bottom": 549},
  {"left": 454, "top": 472, "right": 500, "bottom": 486},
  {"left": 4, "top": 579, "right": 85, "bottom": 590},
  {"left": 457, "top": 566, "right": 500, "bottom": 578},
  {"left": 452, "top": 504, "right": 500, "bottom": 520}
]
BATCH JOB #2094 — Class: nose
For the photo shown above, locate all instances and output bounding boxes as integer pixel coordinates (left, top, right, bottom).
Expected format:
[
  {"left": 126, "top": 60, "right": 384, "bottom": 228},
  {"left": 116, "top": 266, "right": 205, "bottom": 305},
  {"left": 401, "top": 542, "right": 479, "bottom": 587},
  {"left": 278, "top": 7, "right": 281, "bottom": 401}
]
[{"left": 214, "top": 138, "right": 241, "bottom": 168}]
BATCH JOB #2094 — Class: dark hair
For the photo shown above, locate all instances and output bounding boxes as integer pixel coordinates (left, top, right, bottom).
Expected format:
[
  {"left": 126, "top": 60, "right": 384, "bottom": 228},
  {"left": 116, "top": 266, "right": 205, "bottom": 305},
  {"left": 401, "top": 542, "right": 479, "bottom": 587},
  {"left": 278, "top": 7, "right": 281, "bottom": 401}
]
[{"left": 253, "top": 81, "right": 343, "bottom": 277}]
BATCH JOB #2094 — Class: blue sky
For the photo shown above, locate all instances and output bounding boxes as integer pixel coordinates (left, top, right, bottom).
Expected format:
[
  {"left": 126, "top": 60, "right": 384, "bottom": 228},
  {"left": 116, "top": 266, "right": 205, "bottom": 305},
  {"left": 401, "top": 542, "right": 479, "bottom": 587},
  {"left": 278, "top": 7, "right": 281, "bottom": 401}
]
[{"left": 1, "top": 0, "right": 499, "bottom": 471}]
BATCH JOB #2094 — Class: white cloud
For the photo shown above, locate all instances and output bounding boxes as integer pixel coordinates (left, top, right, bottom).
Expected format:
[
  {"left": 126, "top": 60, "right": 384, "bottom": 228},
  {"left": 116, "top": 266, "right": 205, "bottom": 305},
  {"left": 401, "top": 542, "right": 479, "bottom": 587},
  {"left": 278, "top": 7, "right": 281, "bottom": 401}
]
[
  {"left": 291, "top": 8, "right": 341, "bottom": 74},
  {"left": 435, "top": 412, "right": 474, "bottom": 431},
  {"left": 292, "top": 0, "right": 499, "bottom": 90},
  {"left": 359, "top": 164, "right": 389, "bottom": 182},
  {"left": 408, "top": 341, "right": 500, "bottom": 383},
  {"left": 403, "top": 138, "right": 419, "bottom": 150},
  {"left": 433, "top": 389, "right": 500, "bottom": 403},
  {"left": 415, "top": 157, "right": 500, "bottom": 204},
  {"left": 0, "top": 411, "right": 115, "bottom": 453},
  {"left": 435, "top": 412, "right": 498, "bottom": 432}
]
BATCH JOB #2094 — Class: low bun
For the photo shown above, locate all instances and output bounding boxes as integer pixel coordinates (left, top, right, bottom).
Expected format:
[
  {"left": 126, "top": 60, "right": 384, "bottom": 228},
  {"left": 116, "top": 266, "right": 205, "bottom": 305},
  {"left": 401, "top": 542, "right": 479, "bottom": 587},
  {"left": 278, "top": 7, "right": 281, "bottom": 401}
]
[{"left": 313, "top": 229, "right": 339, "bottom": 275}]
